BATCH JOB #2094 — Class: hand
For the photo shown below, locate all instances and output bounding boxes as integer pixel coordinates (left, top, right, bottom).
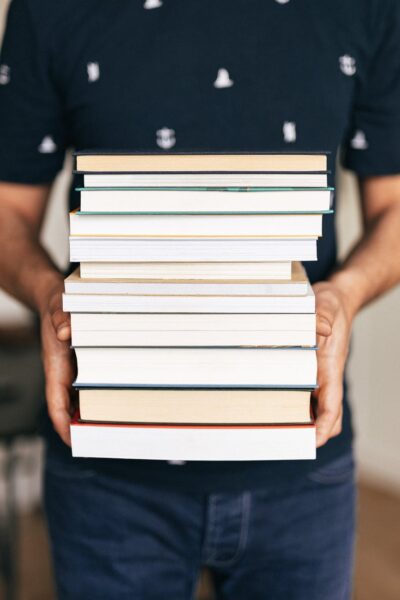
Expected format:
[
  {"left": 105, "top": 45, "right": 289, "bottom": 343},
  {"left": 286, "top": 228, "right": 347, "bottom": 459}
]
[
  {"left": 40, "top": 282, "right": 74, "bottom": 446},
  {"left": 312, "top": 280, "right": 354, "bottom": 448}
]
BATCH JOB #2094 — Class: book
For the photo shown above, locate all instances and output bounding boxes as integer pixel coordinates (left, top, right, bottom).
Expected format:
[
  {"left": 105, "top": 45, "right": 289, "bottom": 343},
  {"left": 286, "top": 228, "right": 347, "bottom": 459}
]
[
  {"left": 70, "top": 416, "right": 316, "bottom": 460},
  {"left": 65, "top": 261, "right": 308, "bottom": 295},
  {"left": 83, "top": 173, "right": 328, "bottom": 188},
  {"left": 69, "top": 211, "right": 323, "bottom": 237},
  {"left": 69, "top": 236, "right": 318, "bottom": 262},
  {"left": 78, "top": 388, "right": 313, "bottom": 424},
  {"left": 65, "top": 151, "right": 324, "bottom": 463},
  {"left": 74, "top": 347, "right": 317, "bottom": 388},
  {"left": 75, "top": 152, "right": 327, "bottom": 173},
  {"left": 79, "top": 188, "right": 333, "bottom": 213},
  {"left": 63, "top": 283, "right": 315, "bottom": 314},
  {"left": 79, "top": 261, "right": 292, "bottom": 280},
  {"left": 70, "top": 313, "right": 317, "bottom": 347}
]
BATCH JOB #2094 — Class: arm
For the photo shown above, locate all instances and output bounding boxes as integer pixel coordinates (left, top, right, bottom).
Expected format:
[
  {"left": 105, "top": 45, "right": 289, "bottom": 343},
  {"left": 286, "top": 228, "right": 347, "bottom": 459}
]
[
  {"left": 0, "top": 182, "right": 73, "bottom": 445},
  {"left": 314, "top": 174, "right": 400, "bottom": 447}
]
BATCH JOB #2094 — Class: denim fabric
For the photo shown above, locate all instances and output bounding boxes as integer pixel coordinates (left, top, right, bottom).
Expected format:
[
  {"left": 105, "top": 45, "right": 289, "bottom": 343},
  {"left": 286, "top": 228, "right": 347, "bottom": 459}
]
[{"left": 44, "top": 450, "right": 356, "bottom": 600}]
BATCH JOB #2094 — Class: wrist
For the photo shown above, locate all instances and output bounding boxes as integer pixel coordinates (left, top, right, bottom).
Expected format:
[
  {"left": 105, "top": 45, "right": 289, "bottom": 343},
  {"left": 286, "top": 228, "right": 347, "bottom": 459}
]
[{"left": 327, "top": 269, "right": 364, "bottom": 322}]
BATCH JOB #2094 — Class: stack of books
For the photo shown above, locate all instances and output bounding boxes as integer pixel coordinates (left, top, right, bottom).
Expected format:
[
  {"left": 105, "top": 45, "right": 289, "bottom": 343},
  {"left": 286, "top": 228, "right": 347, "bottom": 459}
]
[{"left": 65, "top": 152, "right": 332, "bottom": 461}]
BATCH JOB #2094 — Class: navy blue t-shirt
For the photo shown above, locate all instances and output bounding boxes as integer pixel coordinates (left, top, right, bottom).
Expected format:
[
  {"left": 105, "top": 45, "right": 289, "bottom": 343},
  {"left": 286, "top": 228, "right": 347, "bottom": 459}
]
[{"left": 1, "top": 0, "right": 400, "bottom": 491}]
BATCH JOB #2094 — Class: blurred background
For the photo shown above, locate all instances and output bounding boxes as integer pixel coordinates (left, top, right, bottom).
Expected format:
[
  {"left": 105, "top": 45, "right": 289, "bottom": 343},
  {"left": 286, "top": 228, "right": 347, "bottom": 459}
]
[{"left": 0, "top": 0, "right": 399, "bottom": 598}]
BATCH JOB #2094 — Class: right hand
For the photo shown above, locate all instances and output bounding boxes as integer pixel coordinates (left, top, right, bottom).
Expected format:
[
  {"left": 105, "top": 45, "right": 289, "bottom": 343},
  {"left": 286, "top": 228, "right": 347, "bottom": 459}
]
[{"left": 40, "top": 282, "right": 75, "bottom": 446}]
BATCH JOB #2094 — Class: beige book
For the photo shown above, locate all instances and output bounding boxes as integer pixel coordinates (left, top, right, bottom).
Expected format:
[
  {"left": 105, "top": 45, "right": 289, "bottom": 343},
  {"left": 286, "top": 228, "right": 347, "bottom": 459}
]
[
  {"left": 79, "top": 388, "right": 312, "bottom": 424},
  {"left": 65, "top": 261, "right": 308, "bottom": 294},
  {"left": 75, "top": 153, "right": 327, "bottom": 173}
]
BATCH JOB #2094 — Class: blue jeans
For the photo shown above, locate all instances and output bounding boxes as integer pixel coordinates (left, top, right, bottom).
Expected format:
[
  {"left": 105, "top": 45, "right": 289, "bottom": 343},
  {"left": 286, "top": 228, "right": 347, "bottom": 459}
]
[{"left": 44, "top": 450, "right": 356, "bottom": 600}]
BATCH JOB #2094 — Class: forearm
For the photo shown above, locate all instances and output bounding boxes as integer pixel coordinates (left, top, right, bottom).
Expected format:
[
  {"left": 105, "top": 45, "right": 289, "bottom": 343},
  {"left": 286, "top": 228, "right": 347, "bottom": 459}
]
[
  {"left": 0, "top": 186, "right": 73, "bottom": 445},
  {"left": 329, "top": 203, "right": 400, "bottom": 321},
  {"left": 0, "top": 203, "right": 64, "bottom": 315}
]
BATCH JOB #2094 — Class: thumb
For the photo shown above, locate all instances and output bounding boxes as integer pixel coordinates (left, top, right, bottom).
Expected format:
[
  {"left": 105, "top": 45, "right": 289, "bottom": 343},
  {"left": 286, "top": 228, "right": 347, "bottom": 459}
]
[
  {"left": 316, "top": 314, "right": 333, "bottom": 337},
  {"left": 51, "top": 306, "right": 71, "bottom": 341}
]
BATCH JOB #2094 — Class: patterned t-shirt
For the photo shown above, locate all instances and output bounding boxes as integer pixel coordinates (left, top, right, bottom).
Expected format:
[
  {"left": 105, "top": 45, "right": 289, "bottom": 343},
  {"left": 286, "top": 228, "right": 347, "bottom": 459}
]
[{"left": 1, "top": 0, "right": 400, "bottom": 491}]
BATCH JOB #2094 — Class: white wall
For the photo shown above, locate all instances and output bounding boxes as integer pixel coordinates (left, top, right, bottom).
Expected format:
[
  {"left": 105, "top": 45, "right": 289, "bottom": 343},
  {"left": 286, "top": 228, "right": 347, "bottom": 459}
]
[
  {"left": 337, "top": 170, "right": 400, "bottom": 491},
  {"left": 1, "top": 0, "right": 400, "bottom": 490}
]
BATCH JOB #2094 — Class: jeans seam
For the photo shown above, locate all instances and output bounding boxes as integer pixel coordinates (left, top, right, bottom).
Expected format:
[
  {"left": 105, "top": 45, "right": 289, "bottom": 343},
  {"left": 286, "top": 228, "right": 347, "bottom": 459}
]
[
  {"left": 205, "top": 492, "right": 251, "bottom": 568},
  {"left": 202, "top": 495, "right": 219, "bottom": 563},
  {"left": 189, "top": 564, "right": 202, "bottom": 600}
]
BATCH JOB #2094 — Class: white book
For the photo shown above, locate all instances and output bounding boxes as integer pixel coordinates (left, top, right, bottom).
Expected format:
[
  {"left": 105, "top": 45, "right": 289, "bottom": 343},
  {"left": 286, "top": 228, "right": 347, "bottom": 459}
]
[
  {"left": 71, "top": 419, "right": 316, "bottom": 461},
  {"left": 70, "top": 313, "right": 317, "bottom": 347},
  {"left": 65, "top": 262, "right": 308, "bottom": 295},
  {"left": 74, "top": 347, "right": 317, "bottom": 387},
  {"left": 69, "top": 212, "right": 323, "bottom": 237},
  {"left": 79, "top": 261, "right": 292, "bottom": 280},
  {"left": 84, "top": 173, "right": 328, "bottom": 187},
  {"left": 79, "top": 188, "right": 332, "bottom": 213},
  {"left": 63, "top": 284, "right": 315, "bottom": 314},
  {"left": 69, "top": 237, "right": 318, "bottom": 263}
]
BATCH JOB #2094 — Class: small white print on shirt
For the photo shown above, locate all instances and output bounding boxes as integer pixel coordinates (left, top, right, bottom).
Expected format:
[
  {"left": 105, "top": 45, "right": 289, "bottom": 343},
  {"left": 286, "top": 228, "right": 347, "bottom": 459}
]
[
  {"left": 350, "top": 130, "right": 368, "bottom": 150},
  {"left": 283, "top": 121, "right": 297, "bottom": 143},
  {"left": 339, "top": 55, "right": 356, "bottom": 76},
  {"left": 156, "top": 127, "right": 176, "bottom": 149},
  {"left": 87, "top": 62, "right": 100, "bottom": 82},
  {"left": 144, "top": 0, "right": 163, "bottom": 9},
  {"left": 214, "top": 68, "right": 234, "bottom": 89},
  {"left": 0, "top": 64, "right": 10, "bottom": 85},
  {"left": 38, "top": 136, "right": 57, "bottom": 154}
]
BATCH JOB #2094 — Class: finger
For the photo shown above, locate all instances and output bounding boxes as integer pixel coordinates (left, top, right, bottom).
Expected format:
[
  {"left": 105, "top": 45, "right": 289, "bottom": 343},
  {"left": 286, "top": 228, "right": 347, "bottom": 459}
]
[
  {"left": 315, "top": 380, "right": 343, "bottom": 448},
  {"left": 56, "top": 323, "right": 72, "bottom": 342},
  {"left": 51, "top": 307, "right": 71, "bottom": 341},
  {"left": 43, "top": 342, "right": 75, "bottom": 446},
  {"left": 50, "top": 305, "right": 70, "bottom": 330},
  {"left": 46, "top": 381, "right": 72, "bottom": 446},
  {"left": 314, "top": 287, "right": 340, "bottom": 336}
]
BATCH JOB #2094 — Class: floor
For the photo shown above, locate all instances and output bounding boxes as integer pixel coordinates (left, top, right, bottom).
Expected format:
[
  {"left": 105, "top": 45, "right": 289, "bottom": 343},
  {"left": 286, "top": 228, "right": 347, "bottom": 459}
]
[
  {"left": 1, "top": 482, "right": 399, "bottom": 600},
  {"left": 353, "top": 482, "right": 400, "bottom": 600}
]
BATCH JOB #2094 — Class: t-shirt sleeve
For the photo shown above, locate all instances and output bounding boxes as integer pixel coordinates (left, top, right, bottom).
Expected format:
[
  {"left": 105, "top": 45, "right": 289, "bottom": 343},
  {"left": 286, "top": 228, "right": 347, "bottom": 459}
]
[
  {"left": 342, "top": 1, "right": 400, "bottom": 177},
  {"left": 0, "top": 0, "right": 66, "bottom": 184}
]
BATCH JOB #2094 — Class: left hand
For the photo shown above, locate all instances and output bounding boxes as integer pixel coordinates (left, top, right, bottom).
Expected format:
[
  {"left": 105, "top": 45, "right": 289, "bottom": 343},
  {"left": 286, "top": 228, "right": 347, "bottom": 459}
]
[{"left": 312, "top": 281, "right": 354, "bottom": 448}]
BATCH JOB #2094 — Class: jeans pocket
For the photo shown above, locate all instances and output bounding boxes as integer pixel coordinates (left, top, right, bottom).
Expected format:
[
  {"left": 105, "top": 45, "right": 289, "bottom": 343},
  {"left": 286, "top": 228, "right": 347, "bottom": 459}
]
[{"left": 307, "top": 451, "right": 355, "bottom": 485}]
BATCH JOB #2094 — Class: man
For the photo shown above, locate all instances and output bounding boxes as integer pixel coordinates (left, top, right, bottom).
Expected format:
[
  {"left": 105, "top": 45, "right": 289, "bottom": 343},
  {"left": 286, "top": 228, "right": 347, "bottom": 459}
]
[{"left": 1, "top": 1, "right": 400, "bottom": 598}]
